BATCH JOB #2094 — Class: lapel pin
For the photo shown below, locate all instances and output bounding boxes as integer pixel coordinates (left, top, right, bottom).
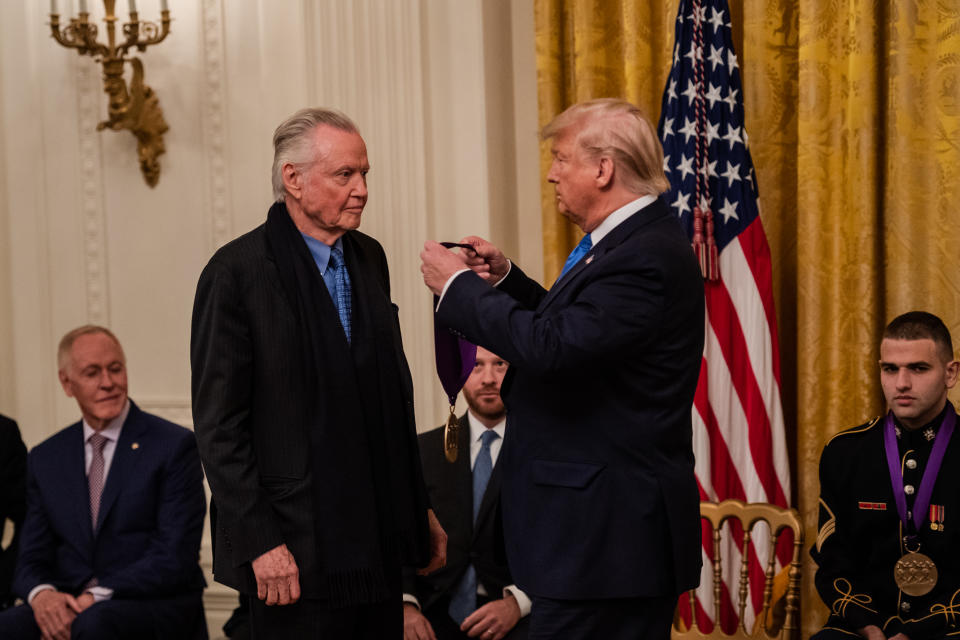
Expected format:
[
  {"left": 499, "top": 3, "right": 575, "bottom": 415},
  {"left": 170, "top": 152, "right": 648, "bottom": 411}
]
[
  {"left": 131, "top": 442, "right": 139, "bottom": 450},
  {"left": 585, "top": 255, "right": 594, "bottom": 264}
]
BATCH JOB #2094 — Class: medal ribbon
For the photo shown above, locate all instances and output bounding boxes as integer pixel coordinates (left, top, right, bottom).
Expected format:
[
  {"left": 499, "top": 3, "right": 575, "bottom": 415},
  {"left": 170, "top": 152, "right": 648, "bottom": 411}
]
[
  {"left": 433, "top": 242, "right": 479, "bottom": 406},
  {"left": 883, "top": 403, "right": 955, "bottom": 539}
]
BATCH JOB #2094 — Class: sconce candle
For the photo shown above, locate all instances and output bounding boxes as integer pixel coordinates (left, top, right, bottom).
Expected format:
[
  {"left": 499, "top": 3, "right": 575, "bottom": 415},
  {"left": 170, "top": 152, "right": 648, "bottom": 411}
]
[{"left": 48, "top": 0, "right": 171, "bottom": 186}]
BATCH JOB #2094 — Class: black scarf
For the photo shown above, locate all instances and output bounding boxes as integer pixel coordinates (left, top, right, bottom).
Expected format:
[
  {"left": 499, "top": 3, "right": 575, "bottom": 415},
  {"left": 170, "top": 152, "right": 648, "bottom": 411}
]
[{"left": 264, "top": 202, "right": 428, "bottom": 606}]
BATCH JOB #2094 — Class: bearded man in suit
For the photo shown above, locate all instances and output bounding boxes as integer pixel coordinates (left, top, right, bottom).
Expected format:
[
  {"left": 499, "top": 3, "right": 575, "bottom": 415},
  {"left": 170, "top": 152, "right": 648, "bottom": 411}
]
[{"left": 403, "top": 346, "right": 529, "bottom": 640}]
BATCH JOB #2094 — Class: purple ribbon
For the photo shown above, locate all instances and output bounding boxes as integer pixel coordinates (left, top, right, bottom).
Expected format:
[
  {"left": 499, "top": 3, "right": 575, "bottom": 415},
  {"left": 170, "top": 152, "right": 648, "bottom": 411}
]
[
  {"left": 883, "top": 404, "right": 955, "bottom": 539},
  {"left": 433, "top": 242, "right": 478, "bottom": 405}
]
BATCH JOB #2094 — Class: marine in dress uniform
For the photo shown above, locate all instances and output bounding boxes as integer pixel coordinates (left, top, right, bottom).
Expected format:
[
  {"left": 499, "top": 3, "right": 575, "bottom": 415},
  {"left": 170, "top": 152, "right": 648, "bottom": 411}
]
[{"left": 811, "top": 405, "right": 960, "bottom": 639}]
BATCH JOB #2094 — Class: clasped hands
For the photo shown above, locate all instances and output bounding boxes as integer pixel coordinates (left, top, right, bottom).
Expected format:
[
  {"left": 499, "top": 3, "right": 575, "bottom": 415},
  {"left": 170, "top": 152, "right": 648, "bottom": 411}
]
[
  {"left": 420, "top": 236, "right": 509, "bottom": 296},
  {"left": 30, "top": 588, "right": 95, "bottom": 640}
]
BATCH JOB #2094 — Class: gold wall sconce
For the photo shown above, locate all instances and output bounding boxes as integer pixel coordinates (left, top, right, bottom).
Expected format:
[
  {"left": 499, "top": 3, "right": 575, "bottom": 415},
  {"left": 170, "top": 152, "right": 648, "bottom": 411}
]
[{"left": 49, "top": 0, "right": 171, "bottom": 187}]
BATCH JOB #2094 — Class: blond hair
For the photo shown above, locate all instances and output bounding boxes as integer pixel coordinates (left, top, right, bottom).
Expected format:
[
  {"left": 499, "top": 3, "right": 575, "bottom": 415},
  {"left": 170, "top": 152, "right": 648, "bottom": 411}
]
[{"left": 541, "top": 98, "right": 670, "bottom": 196}]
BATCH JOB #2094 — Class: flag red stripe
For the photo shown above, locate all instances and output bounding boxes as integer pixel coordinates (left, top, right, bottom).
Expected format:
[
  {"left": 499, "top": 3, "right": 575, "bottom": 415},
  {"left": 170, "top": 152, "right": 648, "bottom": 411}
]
[
  {"left": 732, "top": 217, "right": 782, "bottom": 387},
  {"left": 704, "top": 279, "right": 788, "bottom": 507}
]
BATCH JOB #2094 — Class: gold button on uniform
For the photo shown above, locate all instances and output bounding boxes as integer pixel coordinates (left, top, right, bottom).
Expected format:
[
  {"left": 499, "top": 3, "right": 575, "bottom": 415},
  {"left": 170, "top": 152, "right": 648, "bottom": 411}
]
[
  {"left": 905, "top": 459, "right": 917, "bottom": 470},
  {"left": 904, "top": 485, "right": 915, "bottom": 495}
]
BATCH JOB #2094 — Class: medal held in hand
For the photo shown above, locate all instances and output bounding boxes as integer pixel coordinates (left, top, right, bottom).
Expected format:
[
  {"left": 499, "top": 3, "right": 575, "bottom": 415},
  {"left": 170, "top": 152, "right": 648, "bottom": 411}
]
[
  {"left": 433, "top": 242, "right": 479, "bottom": 463},
  {"left": 883, "top": 405, "right": 955, "bottom": 597}
]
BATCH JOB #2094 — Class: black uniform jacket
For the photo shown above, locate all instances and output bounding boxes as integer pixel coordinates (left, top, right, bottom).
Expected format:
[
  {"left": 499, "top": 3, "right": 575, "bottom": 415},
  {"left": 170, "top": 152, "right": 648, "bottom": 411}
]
[{"left": 811, "top": 406, "right": 960, "bottom": 638}]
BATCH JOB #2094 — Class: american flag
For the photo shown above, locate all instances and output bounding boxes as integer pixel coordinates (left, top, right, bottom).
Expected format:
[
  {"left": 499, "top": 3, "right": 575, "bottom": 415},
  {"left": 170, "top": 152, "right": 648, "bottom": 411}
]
[{"left": 657, "top": 0, "right": 791, "bottom": 632}]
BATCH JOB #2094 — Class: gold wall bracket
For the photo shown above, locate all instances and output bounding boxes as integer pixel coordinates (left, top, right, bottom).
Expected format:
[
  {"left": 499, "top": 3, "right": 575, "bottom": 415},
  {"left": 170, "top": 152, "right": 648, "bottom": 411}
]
[{"left": 50, "top": 0, "right": 171, "bottom": 187}]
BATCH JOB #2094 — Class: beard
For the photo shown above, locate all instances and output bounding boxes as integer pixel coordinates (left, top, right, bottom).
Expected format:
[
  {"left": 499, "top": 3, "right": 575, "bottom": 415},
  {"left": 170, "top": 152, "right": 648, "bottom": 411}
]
[{"left": 465, "top": 391, "right": 506, "bottom": 423}]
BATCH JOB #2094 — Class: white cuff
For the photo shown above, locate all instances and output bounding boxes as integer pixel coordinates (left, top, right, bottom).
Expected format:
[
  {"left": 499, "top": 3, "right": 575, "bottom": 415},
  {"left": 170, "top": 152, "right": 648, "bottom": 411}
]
[
  {"left": 85, "top": 586, "right": 113, "bottom": 602},
  {"left": 27, "top": 584, "right": 55, "bottom": 604},
  {"left": 435, "top": 268, "right": 471, "bottom": 311},
  {"left": 503, "top": 584, "right": 531, "bottom": 617},
  {"left": 402, "top": 592, "right": 421, "bottom": 610},
  {"left": 492, "top": 260, "right": 512, "bottom": 287}
]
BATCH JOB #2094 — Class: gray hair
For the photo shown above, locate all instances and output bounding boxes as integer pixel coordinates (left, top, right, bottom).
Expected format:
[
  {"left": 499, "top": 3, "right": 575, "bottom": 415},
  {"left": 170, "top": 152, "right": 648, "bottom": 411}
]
[
  {"left": 271, "top": 108, "right": 360, "bottom": 202},
  {"left": 58, "top": 325, "right": 124, "bottom": 371},
  {"left": 541, "top": 98, "right": 670, "bottom": 196}
]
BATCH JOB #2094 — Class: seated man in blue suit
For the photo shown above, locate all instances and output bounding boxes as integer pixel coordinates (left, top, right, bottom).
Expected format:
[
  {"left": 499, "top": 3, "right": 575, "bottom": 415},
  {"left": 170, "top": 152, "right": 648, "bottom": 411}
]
[
  {"left": 0, "top": 325, "right": 207, "bottom": 640},
  {"left": 402, "top": 347, "right": 529, "bottom": 640}
]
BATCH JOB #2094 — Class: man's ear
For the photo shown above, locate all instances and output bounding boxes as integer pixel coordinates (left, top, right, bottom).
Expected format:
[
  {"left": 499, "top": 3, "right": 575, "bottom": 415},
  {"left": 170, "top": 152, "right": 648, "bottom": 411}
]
[
  {"left": 281, "top": 163, "right": 301, "bottom": 200},
  {"left": 595, "top": 156, "right": 614, "bottom": 189},
  {"left": 58, "top": 369, "right": 74, "bottom": 398},
  {"left": 945, "top": 359, "right": 960, "bottom": 389}
]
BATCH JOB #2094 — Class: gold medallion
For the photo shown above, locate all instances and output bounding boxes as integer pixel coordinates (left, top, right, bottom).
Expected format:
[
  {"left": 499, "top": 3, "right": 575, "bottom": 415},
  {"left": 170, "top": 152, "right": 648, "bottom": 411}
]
[
  {"left": 443, "top": 407, "right": 459, "bottom": 463},
  {"left": 894, "top": 551, "right": 938, "bottom": 596}
]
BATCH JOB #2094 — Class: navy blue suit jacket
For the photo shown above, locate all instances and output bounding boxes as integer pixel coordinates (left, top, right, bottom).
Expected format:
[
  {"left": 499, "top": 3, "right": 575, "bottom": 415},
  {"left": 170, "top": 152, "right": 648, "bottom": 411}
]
[
  {"left": 437, "top": 197, "right": 704, "bottom": 600},
  {"left": 13, "top": 401, "right": 206, "bottom": 600}
]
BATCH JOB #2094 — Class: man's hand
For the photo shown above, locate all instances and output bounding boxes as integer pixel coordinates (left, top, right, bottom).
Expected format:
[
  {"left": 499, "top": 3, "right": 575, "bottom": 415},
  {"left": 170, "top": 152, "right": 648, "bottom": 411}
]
[
  {"left": 403, "top": 603, "right": 438, "bottom": 640},
  {"left": 31, "top": 589, "right": 78, "bottom": 640},
  {"left": 461, "top": 594, "right": 521, "bottom": 639},
  {"left": 888, "top": 634, "right": 910, "bottom": 640},
  {"left": 420, "top": 242, "right": 473, "bottom": 295},
  {"left": 71, "top": 592, "right": 95, "bottom": 613},
  {"left": 459, "top": 236, "right": 509, "bottom": 284},
  {"left": 251, "top": 543, "right": 301, "bottom": 606},
  {"left": 418, "top": 509, "right": 447, "bottom": 575}
]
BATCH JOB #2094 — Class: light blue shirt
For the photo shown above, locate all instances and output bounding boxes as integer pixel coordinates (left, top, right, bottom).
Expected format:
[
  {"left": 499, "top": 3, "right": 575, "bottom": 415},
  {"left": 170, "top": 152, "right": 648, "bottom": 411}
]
[{"left": 300, "top": 233, "right": 343, "bottom": 301}]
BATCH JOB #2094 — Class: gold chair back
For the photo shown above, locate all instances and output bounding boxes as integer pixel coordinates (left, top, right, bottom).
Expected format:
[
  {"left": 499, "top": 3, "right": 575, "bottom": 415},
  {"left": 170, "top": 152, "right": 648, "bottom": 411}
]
[{"left": 671, "top": 499, "right": 803, "bottom": 640}]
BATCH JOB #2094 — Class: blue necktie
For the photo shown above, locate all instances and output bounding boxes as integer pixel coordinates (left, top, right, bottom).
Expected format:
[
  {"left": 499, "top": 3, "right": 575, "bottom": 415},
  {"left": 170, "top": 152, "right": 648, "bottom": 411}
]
[
  {"left": 329, "top": 247, "right": 352, "bottom": 343},
  {"left": 555, "top": 234, "right": 593, "bottom": 284},
  {"left": 449, "top": 429, "right": 500, "bottom": 624}
]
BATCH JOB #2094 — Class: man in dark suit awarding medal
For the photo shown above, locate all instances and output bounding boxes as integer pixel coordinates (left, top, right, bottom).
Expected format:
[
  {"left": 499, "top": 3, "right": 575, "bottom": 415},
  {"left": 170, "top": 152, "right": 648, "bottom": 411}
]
[
  {"left": 811, "top": 311, "right": 960, "bottom": 639},
  {"left": 420, "top": 99, "right": 704, "bottom": 639}
]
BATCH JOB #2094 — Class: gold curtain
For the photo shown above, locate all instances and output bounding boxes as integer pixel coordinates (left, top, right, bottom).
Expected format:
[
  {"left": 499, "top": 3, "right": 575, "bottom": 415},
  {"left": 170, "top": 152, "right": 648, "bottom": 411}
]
[{"left": 535, "top": 0, "right": 960, "bottom": 634}]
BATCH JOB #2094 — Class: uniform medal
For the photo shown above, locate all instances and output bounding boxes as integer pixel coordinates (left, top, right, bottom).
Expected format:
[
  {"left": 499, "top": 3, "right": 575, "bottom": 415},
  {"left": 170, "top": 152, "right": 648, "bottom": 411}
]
[
  {"left": 433, "top": 243, "right": 479, "bottom": 463},
  {"left": 883, "top": 405, "right": 955, "bottom": 597},
  {"left": 893, "top": 550, "right": 938, "bottom": 596}
]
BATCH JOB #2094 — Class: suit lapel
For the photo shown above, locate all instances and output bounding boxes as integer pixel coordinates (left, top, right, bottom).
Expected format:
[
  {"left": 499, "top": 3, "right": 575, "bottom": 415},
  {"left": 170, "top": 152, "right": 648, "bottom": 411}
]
[
  {"left": 95, "top": 404, "right": 147, "bottom": 534},
  {"left": 454, "top": 414, "right": 473, "bottom": 533},
  {"left": 537, "top": 198, "right": 671, "bottom": 312},
  {"left": 64, "top": 423, "right": 94, "bottom": 547}
]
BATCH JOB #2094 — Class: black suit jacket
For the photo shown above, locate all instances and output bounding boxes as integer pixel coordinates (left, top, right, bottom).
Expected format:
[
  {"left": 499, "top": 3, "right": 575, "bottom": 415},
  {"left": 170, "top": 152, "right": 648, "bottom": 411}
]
[
  {"left": 12, "top": 402, "right": 206, "bottom": 600},
  {"left": 403, "top": 415, "right": 511, "bottom": 612},
  {"left": 191, "top": 220, "right": 429, "bottom": 596},
  {"left": 0, "top": 414, "right": 27, "bottom": 607},
  {"left": 438, "top": 197, "right": 705, "bottom": 600}
]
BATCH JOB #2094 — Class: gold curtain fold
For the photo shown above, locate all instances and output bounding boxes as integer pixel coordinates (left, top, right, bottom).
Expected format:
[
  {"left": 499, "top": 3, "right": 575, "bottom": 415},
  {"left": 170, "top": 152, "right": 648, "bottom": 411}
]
[{"left": 535, "top": 0, "right": 960, "bottom": 634}]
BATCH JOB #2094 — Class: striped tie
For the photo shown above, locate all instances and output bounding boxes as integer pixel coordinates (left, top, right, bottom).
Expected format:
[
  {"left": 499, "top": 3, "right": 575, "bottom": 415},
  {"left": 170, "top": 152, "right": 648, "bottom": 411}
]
[{"left": 88, "top": 433, "right": 108, "bottom": 530}]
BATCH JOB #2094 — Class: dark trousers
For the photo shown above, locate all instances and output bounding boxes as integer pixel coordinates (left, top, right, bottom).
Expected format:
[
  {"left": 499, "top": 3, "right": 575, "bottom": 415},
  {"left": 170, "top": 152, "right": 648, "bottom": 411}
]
[
  {"left": 0, "top": 592, "right": 207, "bottom": 640},
  {"left": 528, "top": 594, "right": 674, "bottom": 640},
  {"left": 423, "top": 594, "right": 529, "bottom": 640},
  {"left": 249, "top": 594, "right": 401, "bottom": 640}
]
